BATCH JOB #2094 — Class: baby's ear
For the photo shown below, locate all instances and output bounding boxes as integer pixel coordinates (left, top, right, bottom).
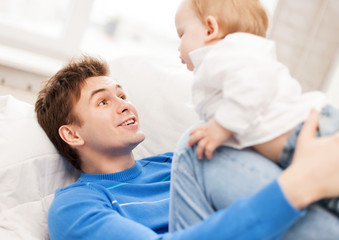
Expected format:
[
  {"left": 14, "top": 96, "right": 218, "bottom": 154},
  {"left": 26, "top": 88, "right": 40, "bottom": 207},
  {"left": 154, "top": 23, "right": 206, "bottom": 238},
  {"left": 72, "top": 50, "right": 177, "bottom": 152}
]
[
  {"left": 59, "top": 125, "right": 84, "bottom": 147},
  {"left": 204, "top": 16, "right": 222, "bottom": 43}
]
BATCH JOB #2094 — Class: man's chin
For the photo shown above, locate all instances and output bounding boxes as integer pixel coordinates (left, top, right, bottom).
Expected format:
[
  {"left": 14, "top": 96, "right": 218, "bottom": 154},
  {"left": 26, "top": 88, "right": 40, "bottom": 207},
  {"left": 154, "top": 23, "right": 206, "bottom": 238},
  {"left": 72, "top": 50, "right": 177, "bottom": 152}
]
[
  {"left": 132, "top": 132, "right": 146, "bottom": 146},
  {"left": 137, "top": 134, "right": 146, "bottom": 144}
]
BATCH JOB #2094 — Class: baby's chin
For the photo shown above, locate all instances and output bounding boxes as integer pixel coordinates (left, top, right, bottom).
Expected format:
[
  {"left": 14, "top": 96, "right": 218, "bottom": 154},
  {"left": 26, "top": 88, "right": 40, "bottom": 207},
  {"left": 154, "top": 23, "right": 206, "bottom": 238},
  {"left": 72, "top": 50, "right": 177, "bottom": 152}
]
[
  {"left": 180, "top": 58, "right": 194, "bottom": 71},
  {"left": 186, "top": 64, "right": 194, "bottom": 72}
]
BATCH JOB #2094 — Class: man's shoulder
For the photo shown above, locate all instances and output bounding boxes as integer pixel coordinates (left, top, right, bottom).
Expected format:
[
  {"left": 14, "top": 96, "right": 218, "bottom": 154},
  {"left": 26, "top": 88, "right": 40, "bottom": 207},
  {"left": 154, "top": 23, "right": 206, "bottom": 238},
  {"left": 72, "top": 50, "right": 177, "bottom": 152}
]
[
  {"left": 53, "top": 181, "right": 100, "bottom": 200},
  {"left": 49, "top": 181, "right": 111, "bottom": 219}
]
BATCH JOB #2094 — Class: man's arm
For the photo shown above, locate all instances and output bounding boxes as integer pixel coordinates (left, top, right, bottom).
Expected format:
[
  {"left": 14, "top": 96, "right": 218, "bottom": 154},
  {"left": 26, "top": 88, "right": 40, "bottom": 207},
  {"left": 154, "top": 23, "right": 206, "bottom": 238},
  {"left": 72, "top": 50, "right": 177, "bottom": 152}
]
[
  {"left": 170, "top": 110, "right": 339, "bottom": 239},
  {"left": 169, "top": 180, "right": 301, "bottom": 240},
  {"left": 279, "top": 109, "right": 339, "bottom": 209},
  {"left": 48, "top": 187, "right": 164, "bottom": 240},
  {"left": 48, "top": 179, "right": 301, "bottom": 240}
]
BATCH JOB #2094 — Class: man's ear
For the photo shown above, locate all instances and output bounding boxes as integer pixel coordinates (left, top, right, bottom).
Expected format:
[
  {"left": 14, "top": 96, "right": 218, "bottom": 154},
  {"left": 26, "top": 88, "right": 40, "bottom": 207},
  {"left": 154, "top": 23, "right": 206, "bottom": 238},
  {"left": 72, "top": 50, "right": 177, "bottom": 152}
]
[
  {"left": 204, "top": 16, "right": 222, "bottom": 43},
  {"left": 59, "top": 125, "right": 84, "bottom": 147}
]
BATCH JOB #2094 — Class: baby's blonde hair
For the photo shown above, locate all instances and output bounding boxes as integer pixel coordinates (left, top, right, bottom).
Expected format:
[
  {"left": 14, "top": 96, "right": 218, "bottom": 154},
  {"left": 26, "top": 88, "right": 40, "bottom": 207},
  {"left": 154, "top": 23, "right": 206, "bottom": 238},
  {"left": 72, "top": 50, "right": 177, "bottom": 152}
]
[{"left": 191, "top": 0, "right": 268, "bottom": 37}]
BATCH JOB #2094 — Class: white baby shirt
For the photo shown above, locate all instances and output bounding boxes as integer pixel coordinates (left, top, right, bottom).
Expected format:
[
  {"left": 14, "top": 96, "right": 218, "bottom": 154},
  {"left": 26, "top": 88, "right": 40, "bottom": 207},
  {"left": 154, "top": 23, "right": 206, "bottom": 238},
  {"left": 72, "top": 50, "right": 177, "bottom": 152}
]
[{"left": 189, "top": 32, "right": 327, "bottom": 149}]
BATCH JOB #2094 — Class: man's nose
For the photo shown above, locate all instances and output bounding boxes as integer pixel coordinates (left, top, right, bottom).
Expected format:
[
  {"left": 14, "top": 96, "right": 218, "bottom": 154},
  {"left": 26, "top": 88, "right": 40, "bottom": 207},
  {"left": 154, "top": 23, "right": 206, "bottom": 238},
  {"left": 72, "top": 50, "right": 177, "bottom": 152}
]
[{"left": 116, "top": 97, "right": 129, "bottom": 113}]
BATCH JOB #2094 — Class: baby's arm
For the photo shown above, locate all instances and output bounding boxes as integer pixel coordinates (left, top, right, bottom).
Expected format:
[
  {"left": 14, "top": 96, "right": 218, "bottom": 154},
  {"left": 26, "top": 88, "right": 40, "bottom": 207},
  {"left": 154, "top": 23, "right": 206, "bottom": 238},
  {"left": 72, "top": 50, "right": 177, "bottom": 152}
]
[{"left": 188, "top": 118, "right": 232, "bottom": 159}]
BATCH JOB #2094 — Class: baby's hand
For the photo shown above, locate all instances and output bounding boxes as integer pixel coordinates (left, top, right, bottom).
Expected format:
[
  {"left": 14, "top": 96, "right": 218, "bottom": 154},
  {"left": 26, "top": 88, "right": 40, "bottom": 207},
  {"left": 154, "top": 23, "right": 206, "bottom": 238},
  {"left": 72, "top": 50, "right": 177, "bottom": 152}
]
[{"left": 188, "top": 118, "right": 232, "bottom": 159}]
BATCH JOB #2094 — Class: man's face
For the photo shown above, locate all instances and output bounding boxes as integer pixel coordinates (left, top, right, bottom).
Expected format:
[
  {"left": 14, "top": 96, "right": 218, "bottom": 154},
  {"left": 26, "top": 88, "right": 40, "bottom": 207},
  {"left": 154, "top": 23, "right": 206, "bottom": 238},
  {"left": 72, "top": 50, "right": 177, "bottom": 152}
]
[{"left": 72, "top": 76, "right": 145, "bottom": 156}]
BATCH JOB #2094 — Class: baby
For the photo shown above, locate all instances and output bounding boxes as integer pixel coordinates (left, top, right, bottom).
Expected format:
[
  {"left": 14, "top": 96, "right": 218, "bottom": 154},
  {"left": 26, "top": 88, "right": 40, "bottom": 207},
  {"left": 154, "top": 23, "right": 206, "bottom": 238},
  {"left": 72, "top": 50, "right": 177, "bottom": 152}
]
[{"left": 175, "top": 0, "right": 339, "bottom": 215}]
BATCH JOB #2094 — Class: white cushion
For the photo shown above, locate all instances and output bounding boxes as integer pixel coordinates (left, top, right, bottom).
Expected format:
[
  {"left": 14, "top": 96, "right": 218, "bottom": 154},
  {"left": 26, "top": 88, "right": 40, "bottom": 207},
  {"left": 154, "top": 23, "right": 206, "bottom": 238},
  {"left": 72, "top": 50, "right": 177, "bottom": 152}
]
[
  {"left": 0, "top": 95, "right": 80, "bottom": 239},
  {"left": 0, "top": 54, "right": 198, "bottom": 239}
]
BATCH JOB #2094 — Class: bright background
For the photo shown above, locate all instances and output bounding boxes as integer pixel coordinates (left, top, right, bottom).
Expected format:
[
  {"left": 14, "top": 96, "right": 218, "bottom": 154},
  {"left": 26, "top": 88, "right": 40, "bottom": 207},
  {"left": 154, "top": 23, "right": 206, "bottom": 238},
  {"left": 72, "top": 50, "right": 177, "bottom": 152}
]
[
  {"left": 0, "top": 0, "right": 279, "bottom": 59},
  {"left": 0, "top": 0, "right": 338, "bottom": 105}
]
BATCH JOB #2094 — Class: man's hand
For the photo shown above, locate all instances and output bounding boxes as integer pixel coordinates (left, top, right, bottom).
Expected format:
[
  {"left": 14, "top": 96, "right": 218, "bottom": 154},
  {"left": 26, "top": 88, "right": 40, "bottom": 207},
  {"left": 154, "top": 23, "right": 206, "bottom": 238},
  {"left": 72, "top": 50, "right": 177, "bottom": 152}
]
[
  {"left": 188, "top": 118, "right": 232, "bottom": 159},
  {"left": 279, "top": 109, "right": 339, "bottom": 209}
]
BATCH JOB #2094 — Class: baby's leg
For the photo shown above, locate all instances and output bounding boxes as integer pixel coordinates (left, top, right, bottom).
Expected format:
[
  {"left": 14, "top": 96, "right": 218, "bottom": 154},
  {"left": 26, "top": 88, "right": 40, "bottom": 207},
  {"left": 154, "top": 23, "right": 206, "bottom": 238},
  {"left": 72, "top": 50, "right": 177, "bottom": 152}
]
[{"left": 170, "top": 125, "right": 339, "bottom": 239}]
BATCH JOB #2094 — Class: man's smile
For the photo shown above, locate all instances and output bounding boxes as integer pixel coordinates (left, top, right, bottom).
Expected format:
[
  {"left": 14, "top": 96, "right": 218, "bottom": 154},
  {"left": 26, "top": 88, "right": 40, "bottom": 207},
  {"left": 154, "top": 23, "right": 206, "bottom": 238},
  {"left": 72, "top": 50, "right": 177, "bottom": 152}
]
[{"left": 119, "top": 117, "right": 137, "bottom": 127}]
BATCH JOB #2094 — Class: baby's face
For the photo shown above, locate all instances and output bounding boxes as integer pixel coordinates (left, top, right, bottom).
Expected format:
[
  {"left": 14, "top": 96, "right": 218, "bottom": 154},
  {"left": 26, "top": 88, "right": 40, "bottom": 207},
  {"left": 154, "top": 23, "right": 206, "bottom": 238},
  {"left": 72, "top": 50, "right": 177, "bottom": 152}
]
[{"left": 175, "top": 0, "right": 207, "bottom": 71}]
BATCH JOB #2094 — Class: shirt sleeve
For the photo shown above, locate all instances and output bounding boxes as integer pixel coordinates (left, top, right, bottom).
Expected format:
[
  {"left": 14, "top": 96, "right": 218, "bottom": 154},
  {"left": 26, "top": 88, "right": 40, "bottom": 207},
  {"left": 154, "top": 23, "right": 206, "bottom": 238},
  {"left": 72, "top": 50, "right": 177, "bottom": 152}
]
[
  {"left": 168, "top": 180, "right": 304, "bottom": 240},
  {"left": 48, "top": 186, "right": 164, "bottom": 240},
  {"left": 48, "top": 180, "right": 303, "bottom": 240}
]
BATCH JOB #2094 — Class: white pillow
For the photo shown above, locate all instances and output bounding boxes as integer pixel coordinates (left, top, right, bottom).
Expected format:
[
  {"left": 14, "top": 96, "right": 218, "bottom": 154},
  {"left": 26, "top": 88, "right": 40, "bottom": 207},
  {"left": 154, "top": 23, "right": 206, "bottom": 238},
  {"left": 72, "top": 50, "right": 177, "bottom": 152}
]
[
  {"left": 0, "top": 54, "right": 198, "bottom": 239},
  {"left": 0, "top": 95, "right": 80, "bottom": 240}
]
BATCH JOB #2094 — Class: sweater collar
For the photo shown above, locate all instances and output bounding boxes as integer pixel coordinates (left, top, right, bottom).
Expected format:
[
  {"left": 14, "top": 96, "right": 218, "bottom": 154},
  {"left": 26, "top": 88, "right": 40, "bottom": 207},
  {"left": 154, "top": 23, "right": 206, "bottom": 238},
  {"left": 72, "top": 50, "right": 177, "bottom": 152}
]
[{"left": 79, "top": 160, "right": 143, "bottom": 182}]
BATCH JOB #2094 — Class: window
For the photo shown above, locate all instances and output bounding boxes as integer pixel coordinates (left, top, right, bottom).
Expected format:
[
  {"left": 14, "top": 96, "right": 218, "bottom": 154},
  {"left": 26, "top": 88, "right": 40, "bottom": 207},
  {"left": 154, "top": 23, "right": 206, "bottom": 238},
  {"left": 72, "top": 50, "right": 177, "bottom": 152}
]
[
  {"left": 80, "top": 0, "right": 182, "bottom": 60},
  {"left": 80, "top": 0, "right": 279, "bottom": 60},
  {"left": 0, "top": 0, "right": 93, "bottom": 59},
  {"left": 0, "top": 0, "right": 279, "bottom": 62}
]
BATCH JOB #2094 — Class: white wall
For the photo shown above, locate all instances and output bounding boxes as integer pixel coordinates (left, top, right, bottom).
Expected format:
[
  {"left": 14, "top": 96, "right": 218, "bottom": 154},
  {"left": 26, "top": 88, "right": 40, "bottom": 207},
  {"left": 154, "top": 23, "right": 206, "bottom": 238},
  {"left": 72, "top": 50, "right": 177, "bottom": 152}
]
[
  {"left": 324, "top": 51, "right": 339, "bottom": 108},
  {"left": 0, "top": 85, "right": 36, "bottom": 104}
]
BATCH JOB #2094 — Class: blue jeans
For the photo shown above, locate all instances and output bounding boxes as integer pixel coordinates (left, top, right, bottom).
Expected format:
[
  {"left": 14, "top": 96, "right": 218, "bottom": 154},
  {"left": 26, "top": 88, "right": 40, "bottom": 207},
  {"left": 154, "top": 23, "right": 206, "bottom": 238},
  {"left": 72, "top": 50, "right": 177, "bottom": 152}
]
[
  {"left": 279, "top": 105, "right": 339, "bottom": 215},
  {"left": 169, "top": 125, "right": 339, "bottom": 239}
]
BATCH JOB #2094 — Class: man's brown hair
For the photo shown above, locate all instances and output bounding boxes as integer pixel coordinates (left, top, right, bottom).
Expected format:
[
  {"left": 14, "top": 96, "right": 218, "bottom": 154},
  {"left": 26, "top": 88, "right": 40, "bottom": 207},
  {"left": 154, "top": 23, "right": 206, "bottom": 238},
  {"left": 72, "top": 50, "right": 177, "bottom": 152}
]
[
  {"left": 192, "top": 0, "right": 268, "bottom": 38},
  {"left": 35, "top": 55, "right": 110, "bottom": 170}
]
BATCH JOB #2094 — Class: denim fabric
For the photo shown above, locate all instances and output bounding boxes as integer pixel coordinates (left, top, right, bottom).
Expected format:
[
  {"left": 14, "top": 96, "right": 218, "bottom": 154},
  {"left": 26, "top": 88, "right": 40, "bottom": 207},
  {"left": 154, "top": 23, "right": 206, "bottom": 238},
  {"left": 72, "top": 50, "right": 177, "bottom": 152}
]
[
  {"left": 170, "top": 124, "right": 339, "bottom": 239},
  {"left": 279, "top": 105, "right": 339, "bottom": 168},
  {"left": 278, "top": 123, "right": 303, "bottom": 169},
  {"left": 279, "top": 105, "right": 339, "bottom": 216}
]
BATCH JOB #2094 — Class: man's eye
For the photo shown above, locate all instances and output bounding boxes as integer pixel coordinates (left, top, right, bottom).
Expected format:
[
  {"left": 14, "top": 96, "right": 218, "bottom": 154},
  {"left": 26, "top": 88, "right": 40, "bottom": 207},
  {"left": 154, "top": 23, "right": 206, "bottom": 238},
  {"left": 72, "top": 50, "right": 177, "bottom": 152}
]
[
  {"left": 120, "top": 94, "right": 127, "bottom": 100},
  {"left": 98, "top": 100, "right": 107, "bottom": 106}
]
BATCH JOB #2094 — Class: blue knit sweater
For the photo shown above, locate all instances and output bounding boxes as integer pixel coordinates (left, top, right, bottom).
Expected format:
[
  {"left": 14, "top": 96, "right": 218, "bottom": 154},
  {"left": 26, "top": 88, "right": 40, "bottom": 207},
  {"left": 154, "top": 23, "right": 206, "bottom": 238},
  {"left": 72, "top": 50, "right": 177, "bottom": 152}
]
[{"left": 48, "top": 152, "right": 303, "bottom": 240}]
